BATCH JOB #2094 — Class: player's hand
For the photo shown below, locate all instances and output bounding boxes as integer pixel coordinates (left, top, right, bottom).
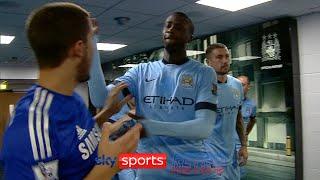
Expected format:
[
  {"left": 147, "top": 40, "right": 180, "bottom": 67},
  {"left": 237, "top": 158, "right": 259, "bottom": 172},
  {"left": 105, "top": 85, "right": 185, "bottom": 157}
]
[
  {"left": 108, "top": 114, "right": 132, "bottom": 133},
  {"left": 91, "top": 18, "right": 98, "bottom": 35},
  {"left": 105, "top": 82, "right": 132, "bottom": 115},
  {"left": 127, "top": 109, "right": 143, "bottom": 120},
  {"left": 98, "top": 122, "right": 142, "bottom": 173},
  {"left": 238, "top": 146, "right": 248, "bottom": 166},
  {"left": 126, "top": 110, "right": 148, "bottom": 138}
]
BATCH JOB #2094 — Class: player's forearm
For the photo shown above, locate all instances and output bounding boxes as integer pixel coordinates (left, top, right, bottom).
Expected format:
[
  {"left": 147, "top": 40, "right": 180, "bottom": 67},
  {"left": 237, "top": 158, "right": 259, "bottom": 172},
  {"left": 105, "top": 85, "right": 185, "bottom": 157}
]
[
  {"left": 246, "top": 118, "right": 256, "bottom": 135},
  {"left": 236, "top": 111, "right": 247, "bottom": 146},
  {"left": 84, "top": 165, "right": 117, "bottom": 180},
  {"left": 88, "top": 35, "right": 108, "bottom": 108},
  {"left": 141, "top": 109, "right": 216, "bottom": 140}
]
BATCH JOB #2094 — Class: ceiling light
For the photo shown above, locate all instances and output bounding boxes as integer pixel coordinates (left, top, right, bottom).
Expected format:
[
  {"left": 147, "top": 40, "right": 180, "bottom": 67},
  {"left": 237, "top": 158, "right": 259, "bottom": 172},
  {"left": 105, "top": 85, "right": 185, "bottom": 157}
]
[
  {"left": 0, "top": 35, "right": 15, "bottom": 44},
  {"left": 0, "top": 84, "right": 7, "bottom": 90},
  {"left": 97, "top": 43, "right": 127, "bottom": 51},
  {"left": 186, "top": 50, "right": 205, "bottom": 56},
  {"left": 0, "top": 81, "right": 8, "bottom": 90},
  {"left": 232, "top": 56, "right": 261, "bottom": 61},
  {"left": 196, "top": 0, "right": 272, "bottom": 12},
  {"left": 118, "top": 64, "right": 138, "bottom": 68}
]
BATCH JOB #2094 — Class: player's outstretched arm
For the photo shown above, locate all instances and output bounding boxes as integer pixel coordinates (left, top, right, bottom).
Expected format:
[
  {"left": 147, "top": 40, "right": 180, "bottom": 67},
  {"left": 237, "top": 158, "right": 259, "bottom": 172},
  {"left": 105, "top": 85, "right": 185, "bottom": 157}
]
[
  {"left": 94, "top": 82, "right": 132, "bottom": 126},
  {"left": 88, "top": 35, "right": 108, "bottom": 109},
  {"left": 85, "top": 122, "right": 142, "bottom": 180},
  {"left": 138, "top": 109, "right": 216, "bottom": 140}
]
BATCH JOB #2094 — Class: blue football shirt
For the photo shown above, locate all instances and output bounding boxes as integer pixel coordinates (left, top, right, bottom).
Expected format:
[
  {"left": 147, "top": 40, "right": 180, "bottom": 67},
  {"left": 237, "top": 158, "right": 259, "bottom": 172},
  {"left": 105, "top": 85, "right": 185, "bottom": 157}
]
[{"left": 1, "top": 85, "right": 101, "bottom": 179}]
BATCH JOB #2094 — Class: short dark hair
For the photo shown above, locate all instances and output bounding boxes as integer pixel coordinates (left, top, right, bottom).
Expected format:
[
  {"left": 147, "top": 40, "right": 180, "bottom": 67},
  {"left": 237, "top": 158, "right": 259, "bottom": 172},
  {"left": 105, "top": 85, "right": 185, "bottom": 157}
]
[
  {"left": 205, "top": 43, "right": 227, "bottom": 59},
  {"left": 26, "top": 2, "right": 90, "bottom": 68},
  {"left": 238, "top": 75, "right": 250, "bottom": 84},
  {"left": 172, "top": 12, "right": 194, "bottom": 35}
]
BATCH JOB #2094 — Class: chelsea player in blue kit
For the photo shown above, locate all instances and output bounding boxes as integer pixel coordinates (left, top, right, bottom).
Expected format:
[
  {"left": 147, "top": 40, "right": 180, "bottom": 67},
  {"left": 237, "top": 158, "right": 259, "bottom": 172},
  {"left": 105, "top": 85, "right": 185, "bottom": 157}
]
[
  {"left": 236, "top": 75, "right": 257, "bottom": 178},
  {"left": 88, "top": 12, "right": 218, "bottom": 180},
  {"left": 0, "top": 2, "right": 142, "bottom": 180},
  {"left": 205, "top": 43, "right": 248, "bottom": 179}
]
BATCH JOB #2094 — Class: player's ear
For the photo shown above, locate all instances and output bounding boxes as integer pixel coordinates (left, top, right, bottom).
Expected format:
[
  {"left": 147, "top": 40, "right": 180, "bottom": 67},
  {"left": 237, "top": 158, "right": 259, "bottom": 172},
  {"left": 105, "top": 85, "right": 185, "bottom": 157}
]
[
  {"left": 187, "top": 34, "right": 193, "bottom": 42},
  {"left": 69, "top": 40, "right": 85, "bottom": 58}
]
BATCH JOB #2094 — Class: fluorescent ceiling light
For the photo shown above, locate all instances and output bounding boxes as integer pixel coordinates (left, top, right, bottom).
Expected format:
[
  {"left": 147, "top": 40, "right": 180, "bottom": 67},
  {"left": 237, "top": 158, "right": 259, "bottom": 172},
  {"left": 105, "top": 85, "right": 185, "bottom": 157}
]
[
  {"left": 186, "top": 50, "right": 205, "bottom": 56},
  {"left": 97, "top": 43, "right": 127, "bottom": 51},
  {"left": 0, "top": 81, "right": 7, "bottom": 90},
  {"left": 118, "top": 64, "right": 138, "bottom": 68},
  {"left": 232, "top": 56, "right": 261, "bottom": 61},
  {"left": 0, "top": 35, "right": 15, "bottom": 44},
  {"left": 196, "top": 0, "right": 272, "bottom": 12}
]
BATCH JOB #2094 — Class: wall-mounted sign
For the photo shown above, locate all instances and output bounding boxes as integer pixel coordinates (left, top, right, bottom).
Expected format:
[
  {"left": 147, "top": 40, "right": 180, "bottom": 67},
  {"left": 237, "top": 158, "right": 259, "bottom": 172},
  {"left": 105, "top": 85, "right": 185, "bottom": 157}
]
[{"left": 262, "top": 33, "right": 281, "bottom": 62}]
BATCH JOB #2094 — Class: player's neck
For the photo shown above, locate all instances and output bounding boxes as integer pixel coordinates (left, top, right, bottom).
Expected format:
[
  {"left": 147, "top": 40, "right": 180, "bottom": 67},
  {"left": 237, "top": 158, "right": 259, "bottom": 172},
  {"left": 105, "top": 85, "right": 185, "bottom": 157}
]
[
  {"left": 163, "top": 48, "right": 188, "bottom": 65},
  {"left": 217, "top": 75, "right": 228, "bottom": 83},
  {"left": 38, "top": 68, "right": 77, "bottom": 96}
]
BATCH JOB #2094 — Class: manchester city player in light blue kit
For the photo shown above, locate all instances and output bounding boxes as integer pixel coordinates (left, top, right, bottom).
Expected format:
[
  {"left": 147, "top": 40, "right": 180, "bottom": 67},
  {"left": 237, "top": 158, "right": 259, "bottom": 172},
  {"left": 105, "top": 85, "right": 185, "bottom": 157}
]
[
  {"left": 237, "top": 76, "right": 257, "bottom": 137},
  {"left": 236, "top": 75, "right": 257, "bottom": 178},
  {"left": 205, "top": 43, "right": 248, "bottom": 179},
  {"left": 88, "top": 12, "right": 218, "bottom": 180},
  {"left": 0, "top": 2, "right": 142, "bottom": 179}
]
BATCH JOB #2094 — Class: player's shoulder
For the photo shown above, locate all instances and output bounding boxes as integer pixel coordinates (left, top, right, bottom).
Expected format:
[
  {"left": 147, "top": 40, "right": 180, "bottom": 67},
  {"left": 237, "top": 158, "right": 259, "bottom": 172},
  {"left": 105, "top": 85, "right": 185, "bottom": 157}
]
[
  {"left": 228, "top": 75, "right": 242, "bottom": 86},
  {"left": 72, "top": 92, "right": 87, "bottom": 106},
  {"left": 227, "top": 75, "right": 243, "bottom": 94},
  {"left": 247, "top": 98, "right": 256, "bottom": 106},
  {"left": 2, "top": 85, "right": 60, "bottom": 160},
  {"left": 19, "top": 85, "right": 85, "bottom": 120},
  {"left": 12, "top": 85, "right": 69, "bottom": 122},
  {"left": 13, "top": 85, "right": 54, "bottom": 116},
  {"left": 127, "top": 60, "right": 162, "bottom": 72},
  {"left": 189, "top": 59, "right": 216, "bottom": 74}
]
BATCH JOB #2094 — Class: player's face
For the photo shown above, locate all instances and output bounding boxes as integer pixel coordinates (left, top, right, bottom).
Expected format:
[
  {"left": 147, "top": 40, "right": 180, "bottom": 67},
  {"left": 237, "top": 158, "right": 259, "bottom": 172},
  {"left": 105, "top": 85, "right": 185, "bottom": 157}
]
[
  {"left": 162, "top": 14, "right": 192, "bottom": 49},
  {"left": 239, "top": 77, "right": 250, "bottom": 95},
  {"left": 207, "top": 47, "right": 230, "bottom": 75},
  {"left": 76, "top": 18, "right": 94, "bottom": 83}
]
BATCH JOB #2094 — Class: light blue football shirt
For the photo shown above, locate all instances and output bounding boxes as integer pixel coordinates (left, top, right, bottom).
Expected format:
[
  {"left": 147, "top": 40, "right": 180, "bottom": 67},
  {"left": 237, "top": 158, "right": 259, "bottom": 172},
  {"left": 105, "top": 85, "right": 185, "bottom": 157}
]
[
  {"left": 241, "top": 98, "right": 256, "bottom": 127},
  {"left": 88, "top": 36, "right": 219, "bottom": 179},
  {"left": 205, "top": 75, "right": 244, "bottom": 166},
  {"left": 236, "top": 98, "right": 256, "bottom": 150},
  {"left": 115, "top": 59, "right": 218, "bottom": 179}
]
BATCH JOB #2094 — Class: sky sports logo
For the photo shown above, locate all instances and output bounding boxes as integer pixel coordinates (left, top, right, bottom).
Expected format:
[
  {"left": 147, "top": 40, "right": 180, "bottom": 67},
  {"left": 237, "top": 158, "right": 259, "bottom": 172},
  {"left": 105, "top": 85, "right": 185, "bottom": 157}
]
[
  {"left": 95, "top": 153, "right": 167, "bottom": 169},
  {"left": 119, "top": 153, "right": 167, "bottom": 169},
  {"left": 96, "top": 153, "right": 223, "bottom": 175}
]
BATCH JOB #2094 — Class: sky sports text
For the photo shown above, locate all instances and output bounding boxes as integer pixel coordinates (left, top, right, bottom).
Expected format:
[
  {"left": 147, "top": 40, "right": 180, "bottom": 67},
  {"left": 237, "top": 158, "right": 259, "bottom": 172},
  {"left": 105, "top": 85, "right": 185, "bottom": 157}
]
[
  {"left": 97, "top": 153, "right": 223, "bottom": 175},
  {"left": 95, "top": 155, "right": 117, "bottom": 167},
  {"left": 119, "top": 153, "right": 167, "bottom": 169}
]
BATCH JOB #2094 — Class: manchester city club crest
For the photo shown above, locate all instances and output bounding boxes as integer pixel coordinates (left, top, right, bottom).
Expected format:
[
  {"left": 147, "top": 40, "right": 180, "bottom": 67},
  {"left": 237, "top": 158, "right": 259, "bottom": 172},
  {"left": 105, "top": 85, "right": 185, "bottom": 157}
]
[
  {"left": 261, "top": 33, "right": 281, "bottom": 62},
  {"left": 231, "top": 88, "right": 241, "bottom": 101},
  {"left": 180, "top": 74, "right": 193, "bottom": 88},
  {"left": 212, "top": 84, "right": 217, "bottom": 95}
]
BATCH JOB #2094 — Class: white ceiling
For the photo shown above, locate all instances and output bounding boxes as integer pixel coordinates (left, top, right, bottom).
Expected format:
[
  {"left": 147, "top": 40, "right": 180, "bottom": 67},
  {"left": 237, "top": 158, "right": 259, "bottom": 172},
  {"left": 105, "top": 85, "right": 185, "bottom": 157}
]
[{"left": 0, "top": 0, "right": 320, "bottom": 66}]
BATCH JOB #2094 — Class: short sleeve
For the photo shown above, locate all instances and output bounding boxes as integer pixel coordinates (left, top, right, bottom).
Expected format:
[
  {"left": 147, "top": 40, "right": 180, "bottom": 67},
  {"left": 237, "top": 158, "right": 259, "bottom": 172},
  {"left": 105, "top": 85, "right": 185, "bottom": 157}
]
[
  {"left": 115, "top": 65, "right": 140, "bottom": 98},
  {"left": 1, "top": 92, "right": 59, "bottom": 179},
  {"left": 251, "top": 102, "right": 257, "bottom": 118},
  {"left": 195, "top": 67, "right": 218, "bottom": 112}
]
